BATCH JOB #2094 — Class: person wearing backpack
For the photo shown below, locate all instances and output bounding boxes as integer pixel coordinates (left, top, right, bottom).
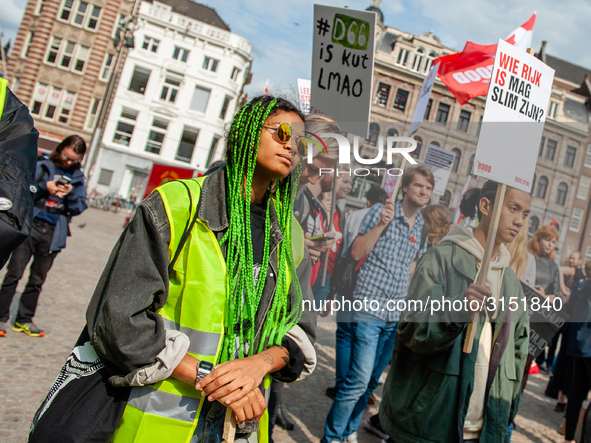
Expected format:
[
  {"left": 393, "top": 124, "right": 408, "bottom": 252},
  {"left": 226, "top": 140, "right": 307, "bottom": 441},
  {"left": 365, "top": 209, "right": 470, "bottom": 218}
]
[{"left": 321, "top": 165, "right": 434, "bottom": 443}]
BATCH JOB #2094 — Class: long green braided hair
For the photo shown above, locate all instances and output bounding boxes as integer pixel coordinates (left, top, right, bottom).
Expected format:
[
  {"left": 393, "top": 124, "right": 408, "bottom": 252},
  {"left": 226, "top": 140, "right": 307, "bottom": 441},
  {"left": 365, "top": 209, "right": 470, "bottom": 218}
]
[{"left": 220, "top": 95, "right": 305, "bottom": 362}]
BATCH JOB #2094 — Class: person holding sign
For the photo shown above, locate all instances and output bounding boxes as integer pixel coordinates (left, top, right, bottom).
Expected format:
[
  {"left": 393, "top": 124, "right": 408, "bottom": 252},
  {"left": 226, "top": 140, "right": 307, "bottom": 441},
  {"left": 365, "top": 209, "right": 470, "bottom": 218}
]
[{"left": 379, "top": 181, "right": 530, "bottom": 443}]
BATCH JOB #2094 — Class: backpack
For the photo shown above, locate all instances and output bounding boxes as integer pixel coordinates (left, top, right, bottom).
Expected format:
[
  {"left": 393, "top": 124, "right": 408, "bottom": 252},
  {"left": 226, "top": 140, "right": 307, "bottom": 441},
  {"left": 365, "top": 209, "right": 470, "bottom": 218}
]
[{"left": 330, "top": 223, "right": 428, "bottom": 301}]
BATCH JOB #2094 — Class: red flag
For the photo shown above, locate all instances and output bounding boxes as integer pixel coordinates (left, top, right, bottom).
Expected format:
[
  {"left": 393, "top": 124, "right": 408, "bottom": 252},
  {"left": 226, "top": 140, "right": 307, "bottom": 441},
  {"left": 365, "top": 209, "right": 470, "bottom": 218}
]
[{"left": 434, "top": 13, "right": 536, "bottom": 105}]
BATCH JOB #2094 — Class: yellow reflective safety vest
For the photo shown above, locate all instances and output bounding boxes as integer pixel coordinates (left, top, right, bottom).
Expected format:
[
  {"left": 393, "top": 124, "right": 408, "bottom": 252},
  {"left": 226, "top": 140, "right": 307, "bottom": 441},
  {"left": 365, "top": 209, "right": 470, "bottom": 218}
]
[
  {"left": 112, "top": 177, "right": 304, "bottom": 443},
  {"left": 0, "top": 77, "right": 8, "bottom": 117}
]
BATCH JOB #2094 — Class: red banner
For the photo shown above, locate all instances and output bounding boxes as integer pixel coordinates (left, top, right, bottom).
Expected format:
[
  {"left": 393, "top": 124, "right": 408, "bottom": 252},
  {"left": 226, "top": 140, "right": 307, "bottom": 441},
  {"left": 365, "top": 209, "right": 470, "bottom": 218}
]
[
  {"left": 434, "top": 13, "right": 536, "bottom": 105},
  {"left": 143, "top": 164, "right": 196, "bottom": 198},
  {"left": 434, "top": 42, "right": 497, "bottom": 105}
]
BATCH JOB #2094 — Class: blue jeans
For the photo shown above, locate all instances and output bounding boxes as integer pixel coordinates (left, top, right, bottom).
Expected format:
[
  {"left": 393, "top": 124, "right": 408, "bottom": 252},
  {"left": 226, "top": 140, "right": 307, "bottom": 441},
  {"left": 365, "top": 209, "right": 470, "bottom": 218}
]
[
  {"left": 335, "top": 307, "right": 354, "bottom": 390},
  {"left": 312, "top": 272, "right": 331, "bottom": 304},
  {"left": 322, "top": 311, "right": 398, "bottom": 442}
]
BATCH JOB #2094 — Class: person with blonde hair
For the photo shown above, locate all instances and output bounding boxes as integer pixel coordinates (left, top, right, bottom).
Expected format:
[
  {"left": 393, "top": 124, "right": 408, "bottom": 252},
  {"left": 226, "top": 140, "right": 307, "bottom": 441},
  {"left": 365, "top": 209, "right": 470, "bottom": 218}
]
[
  {"left": 507, "top": 217, "right": 536, "bottom": 287},
  {"left": 420, "top": 204, "right": 452, "bottom": 248}
]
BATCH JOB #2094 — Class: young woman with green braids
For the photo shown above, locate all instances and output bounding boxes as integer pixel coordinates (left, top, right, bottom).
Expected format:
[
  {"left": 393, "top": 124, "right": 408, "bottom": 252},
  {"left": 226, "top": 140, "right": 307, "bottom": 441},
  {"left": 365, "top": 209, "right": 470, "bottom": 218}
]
[{"left": 29, "top": 96, "right": 316, "bottom": 443}]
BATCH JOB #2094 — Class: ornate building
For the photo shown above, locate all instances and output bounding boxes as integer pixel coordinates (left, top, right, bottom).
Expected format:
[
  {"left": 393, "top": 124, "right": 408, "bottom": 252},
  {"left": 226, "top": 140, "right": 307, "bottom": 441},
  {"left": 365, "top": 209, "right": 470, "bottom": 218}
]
[
  {"left": 87, "top": 0, "right": 252, "bottom": 197},
  {"left": 5, "top": 0, "right": 135, "bottom": 150}
]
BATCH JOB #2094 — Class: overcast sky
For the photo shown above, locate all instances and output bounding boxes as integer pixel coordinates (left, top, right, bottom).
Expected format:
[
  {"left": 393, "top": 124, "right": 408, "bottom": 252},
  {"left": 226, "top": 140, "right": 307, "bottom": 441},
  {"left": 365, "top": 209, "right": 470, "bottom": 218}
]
[{"left": 2, "top": 0, "right": 590, "bottom": 96}]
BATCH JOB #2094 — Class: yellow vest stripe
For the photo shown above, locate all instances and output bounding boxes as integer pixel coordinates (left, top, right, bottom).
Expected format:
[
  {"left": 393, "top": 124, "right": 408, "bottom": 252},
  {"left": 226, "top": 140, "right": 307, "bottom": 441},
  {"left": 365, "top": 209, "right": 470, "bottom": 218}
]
[
  {"left": 0, "top": 77, "right": 8, "bottom": 119},
  {"left": 127, "top": 386, "right": 200, "bottom": 423},
  {"left": 161, "top": 318, "right": 221, "bottom": 357}
]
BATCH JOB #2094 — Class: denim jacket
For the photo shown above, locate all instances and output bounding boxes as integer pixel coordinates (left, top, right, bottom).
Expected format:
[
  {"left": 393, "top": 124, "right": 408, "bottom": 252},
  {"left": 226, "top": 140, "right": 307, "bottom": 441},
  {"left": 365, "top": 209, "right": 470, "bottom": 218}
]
[{"left": 86, "top": 166, "right": 317, "bottom": 385}]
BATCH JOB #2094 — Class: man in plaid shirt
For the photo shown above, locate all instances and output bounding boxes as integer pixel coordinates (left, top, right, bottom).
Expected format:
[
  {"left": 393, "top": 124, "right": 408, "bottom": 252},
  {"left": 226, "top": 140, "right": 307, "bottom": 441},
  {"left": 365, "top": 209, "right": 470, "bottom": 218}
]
[{"left": 322, "top": 165, "right": 434, "bottom": 443}]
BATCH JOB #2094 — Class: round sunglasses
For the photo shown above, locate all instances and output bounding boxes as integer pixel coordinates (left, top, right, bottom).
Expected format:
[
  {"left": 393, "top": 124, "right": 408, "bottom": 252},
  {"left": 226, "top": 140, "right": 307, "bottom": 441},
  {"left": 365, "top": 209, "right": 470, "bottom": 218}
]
[{"left": 263, "top": 122, "right": 311, "bottom": 157}]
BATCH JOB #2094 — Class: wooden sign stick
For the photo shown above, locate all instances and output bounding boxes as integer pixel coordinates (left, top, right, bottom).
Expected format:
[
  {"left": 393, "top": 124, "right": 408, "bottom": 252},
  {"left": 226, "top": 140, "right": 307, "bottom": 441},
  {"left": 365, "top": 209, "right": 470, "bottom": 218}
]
[
  {"left": 389, "top": 157, "right": 408, "bottom": 202},
  {"left": 463, "top": 182, "right": 507, "bottom": 353}
]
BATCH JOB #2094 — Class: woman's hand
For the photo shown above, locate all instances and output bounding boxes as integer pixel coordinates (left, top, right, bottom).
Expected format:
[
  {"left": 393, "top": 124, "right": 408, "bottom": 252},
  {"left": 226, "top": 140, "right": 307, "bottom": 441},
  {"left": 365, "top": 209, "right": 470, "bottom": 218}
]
[
  {"left": 221, "top": 388, "right": 267, "bottom": 424},
  {"left": 196, "top": 346, "right": 290, "bottom": 404}
]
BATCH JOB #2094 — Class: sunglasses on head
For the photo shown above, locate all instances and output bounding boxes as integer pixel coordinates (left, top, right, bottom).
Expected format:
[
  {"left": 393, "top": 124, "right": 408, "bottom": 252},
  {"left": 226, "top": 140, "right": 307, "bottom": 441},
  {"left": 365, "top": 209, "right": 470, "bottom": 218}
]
[{"left": 263, "top": 122, "right": 311, "bottom": 157}]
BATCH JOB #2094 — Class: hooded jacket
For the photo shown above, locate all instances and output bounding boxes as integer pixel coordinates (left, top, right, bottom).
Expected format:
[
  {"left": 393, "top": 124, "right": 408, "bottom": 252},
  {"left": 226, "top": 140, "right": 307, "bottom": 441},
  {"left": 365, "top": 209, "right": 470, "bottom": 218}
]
[{"left": 379, "top": 226, "right": 529, "bottom": 443}]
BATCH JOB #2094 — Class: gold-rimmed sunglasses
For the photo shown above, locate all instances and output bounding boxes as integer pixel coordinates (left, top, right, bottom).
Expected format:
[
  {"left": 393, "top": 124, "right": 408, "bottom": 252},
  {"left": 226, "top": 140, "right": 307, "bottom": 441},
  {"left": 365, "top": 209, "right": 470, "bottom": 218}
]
[{"left": 263, "top": 122, "right": 310, "bottom": 157}]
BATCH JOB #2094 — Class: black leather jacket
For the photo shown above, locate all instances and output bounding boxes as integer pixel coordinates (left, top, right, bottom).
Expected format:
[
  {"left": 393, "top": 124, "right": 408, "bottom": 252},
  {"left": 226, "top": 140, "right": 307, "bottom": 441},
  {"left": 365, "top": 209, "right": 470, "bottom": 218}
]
[
  {"left": 0, "top": 87, "right": 39, "bottom": 268},
  {"left": 534, "top": 254, "right": 560, "bottom": 296}
]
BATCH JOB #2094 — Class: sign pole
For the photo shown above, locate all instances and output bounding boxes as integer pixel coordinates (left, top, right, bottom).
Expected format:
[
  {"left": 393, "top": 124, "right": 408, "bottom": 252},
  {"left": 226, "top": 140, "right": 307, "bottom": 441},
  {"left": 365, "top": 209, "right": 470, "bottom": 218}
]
[
  {"left": 321, "top": 170, "right": 339, "bottom": 286},
  {"left": 463, "top": 182, "right": 506, "bottom": 353}
]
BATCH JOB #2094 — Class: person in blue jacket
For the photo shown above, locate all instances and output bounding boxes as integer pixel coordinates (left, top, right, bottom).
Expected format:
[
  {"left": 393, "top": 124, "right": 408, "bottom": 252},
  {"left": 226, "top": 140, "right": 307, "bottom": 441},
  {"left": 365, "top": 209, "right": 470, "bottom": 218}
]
[
  {"left": 564, "top": 260, "right": 591, "bottom": 443},
  {"left": 0, "top": 135, "right": 87, "bottom": 337}
]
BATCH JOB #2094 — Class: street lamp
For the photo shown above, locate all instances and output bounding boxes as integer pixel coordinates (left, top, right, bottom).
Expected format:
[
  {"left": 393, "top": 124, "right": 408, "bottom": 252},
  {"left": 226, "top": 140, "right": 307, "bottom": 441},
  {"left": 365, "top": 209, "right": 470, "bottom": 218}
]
[{"left": 84, "top": 16, "right": 136, "bottom": 180}]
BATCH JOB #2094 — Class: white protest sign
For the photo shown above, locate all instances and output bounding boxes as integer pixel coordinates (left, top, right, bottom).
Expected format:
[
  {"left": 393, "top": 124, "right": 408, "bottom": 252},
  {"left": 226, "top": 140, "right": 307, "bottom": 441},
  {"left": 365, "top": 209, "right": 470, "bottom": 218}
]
[
  {"left": 409, "top": 63, "right": 439, "bottom": 136},
  {"left": 474, "top": 39, "right": 555, "bottom": 192},
  {"left": 297, "top": 78, "right": 311, "bottom": 115},
  {"left": 422, "top": 144, "right": 456, "bottom": 196},
  {"left": 310, "top": 5, "right": 376, "bottom": 137}
]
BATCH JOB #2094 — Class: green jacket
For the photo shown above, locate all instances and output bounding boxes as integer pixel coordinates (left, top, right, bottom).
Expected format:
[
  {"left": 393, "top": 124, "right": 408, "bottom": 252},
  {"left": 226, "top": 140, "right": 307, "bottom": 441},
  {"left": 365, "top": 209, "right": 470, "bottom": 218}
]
[{"left": 379, "top": 241, "right": 529, "bottom": 443}]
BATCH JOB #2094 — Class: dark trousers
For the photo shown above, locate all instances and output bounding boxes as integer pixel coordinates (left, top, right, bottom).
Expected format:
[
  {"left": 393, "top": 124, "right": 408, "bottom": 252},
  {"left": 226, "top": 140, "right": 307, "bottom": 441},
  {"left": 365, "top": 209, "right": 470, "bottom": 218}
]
[
  {"left": 565, "top": 356, "right": 591, "bottom": 440},
  {"left": 0, "top": 219, "right": 58, "bottom": 323}
]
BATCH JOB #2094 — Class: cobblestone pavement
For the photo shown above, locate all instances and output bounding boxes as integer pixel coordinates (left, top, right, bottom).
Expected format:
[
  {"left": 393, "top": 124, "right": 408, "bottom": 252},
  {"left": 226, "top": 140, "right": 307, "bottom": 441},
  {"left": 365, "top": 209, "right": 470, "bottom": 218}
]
[{"left": 0, "top": 208, "right": 572, "bottom": 442}]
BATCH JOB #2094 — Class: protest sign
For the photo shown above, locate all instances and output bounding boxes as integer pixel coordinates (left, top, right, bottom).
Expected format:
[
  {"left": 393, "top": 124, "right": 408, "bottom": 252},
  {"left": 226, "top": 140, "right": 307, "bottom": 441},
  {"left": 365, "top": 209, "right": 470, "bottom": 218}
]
[
  {"left": 521, "top": 282, "right": 569, "bottom": 358},
  {"left": 310, "top": 5, "right": 376, "bottom": 137},
  {"left": 422, "top": 144, "right": 456, "bottom": 196},
  {"left": 409, "top": 63, "right": 439, "bottom": 135},
  {"left": 297, "top": 78, "right": 311, "bottom": 114},
  {"left": 473, "top": 39, "right": 555, "bottom": 192}
]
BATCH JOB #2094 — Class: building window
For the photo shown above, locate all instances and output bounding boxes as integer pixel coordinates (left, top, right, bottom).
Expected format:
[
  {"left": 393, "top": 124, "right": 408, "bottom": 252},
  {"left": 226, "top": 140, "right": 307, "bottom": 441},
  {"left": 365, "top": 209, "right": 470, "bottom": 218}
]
[
  {"left": 423, "top": 99, "right": 432, "bottom": 120},
  {"left": 423, "top": 51, "right": 437, "bottom": 73},
  {"left": 393, "top": 90, "right": 409, "bottom": 112},
  {"left": 145, "top": 118, "right": 169, "bottom": 155},
  {"left": 545, "top": 139, "right": 557, "bottom": 160},
  {"left": 101, "top": 53, "right": 114, "bottom": 80},
  {"left": 128, "top": 66, "right": 151, "bottom": 95},
  {"left": 74, "top": 45, "right": 89, "bottom": 72},
  {"left": 60, "top": 41, "right": 75, "bottom": 68},
  {"left": 549, "top": 101, "right": 558, "bottom": 119},
  {"left": 219, "top": 95, "right": 231, "bottom": 119},
  {"left": 368, "top": 123, "right": 380, "bottom": 146},
  {"left": 577, "top": 176, "right": 590, "bottom": 200},
  {"left": 413, "top": 136, "right": 423, "bottom": 159},
  {"left": 375, "top": 83, "right": 390, "bottom": 106},
  {"left": 396, "top": 48, "right": 409, "bottom": 66},
  {"left": 176, "top": 127, "right": 199, "bottom": 163},
  {"left": 59, "top": 0, "right": 73, "bottom": 20},
  {"left": 87, "top": 4, "right": 101, "bottom": 29},
  {"left": 97, "top": 169, "right": 113, "bottom": 186},
  {"left": 113, "top": 108, "right": 138, "bottom": 146},
  {"left": 141, "top": 36, "right": 159, "bottom": 53},
  {"left": 539, "top": 136, "right": 545, "bottom": 157},
  {"left": 436, "top": 103, "right": 450, "bottom": 124},
  {"left": 570, "top": 208, "right": 584, "bottom": 232},
  {"left": 12, "top": 78, "right": 20, "bottom": 93},
  {"left": 458, "top": 110, "right": 471, "bottom": 132},
  {"left": 440, "top": 190, "right": 452, "bottom": 207},
  {"left": 528, "top": 216, "right": 539, "bottom": 235},
  {"left": 73, "top": 1, "right": 87, "bottom": 25},
  {"left": 160, "top": 76, "right": 181, "bottom": 103},
  {"left": 203, "top": 57, "right": 219, "bottom": 72},
  {"left": 451, "top": 148, "right": 461, "bottom": 173},
  {"left": 30, "top": 83, "right": 48, "bottom": 115},
  {"left": 536, "top": 176, "right": 548, "bottom": 199},
  {"left": 46, "top": 36, "right": 62, "bottom": 64},
  {"left": 206, "top": 135, "right": 221, "bottom": 167},
  {"left": 85, "top": 98, "right": 100, "bottom": 129},
  {"left": 387, "top": 128, "right": 398, "bottom": 137},
  {"left": 57, "top": 91, "right": 75, "bottom": 123},
  {"left": 35, "top": 0, "right": 45, "bottom": 14},
  {"left": 411, "top": 48, "right": 424, "bottom": 72},
  {"left": 172, "top": 46, "right": 189, "bottom": 62},
  {"left": 586, "top": 246, "right": 591, "bottom": 264},
  {"left": 585, "top": 146, "right": 591, "bottom": 168},
  {"left": 230, "top": 67, "right": 240, "bottom": 81},
  {"left": 23, "top": 31, "right": 34, "bottom": 57},
  {"left": 556, "top": 182, "right": 568, "bottom": 205},
  {"left": 189, "top": 85, "right": 210, "bottom": 113},
  {"left": 477, "top": 115, "right": 483, "bottom": 136},
  {"left": 467, "top": 154, "right": 475, "bottom": 175},
  {"left": 564, "top": 146, "right": 576, "bottom": 167}
]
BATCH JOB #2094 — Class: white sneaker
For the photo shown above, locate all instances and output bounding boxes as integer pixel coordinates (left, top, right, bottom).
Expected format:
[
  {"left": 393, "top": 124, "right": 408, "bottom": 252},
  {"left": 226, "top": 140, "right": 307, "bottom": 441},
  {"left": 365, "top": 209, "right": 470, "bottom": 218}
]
[{"left": 345, "top": 431, "right": 358, "bottom": 443}]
